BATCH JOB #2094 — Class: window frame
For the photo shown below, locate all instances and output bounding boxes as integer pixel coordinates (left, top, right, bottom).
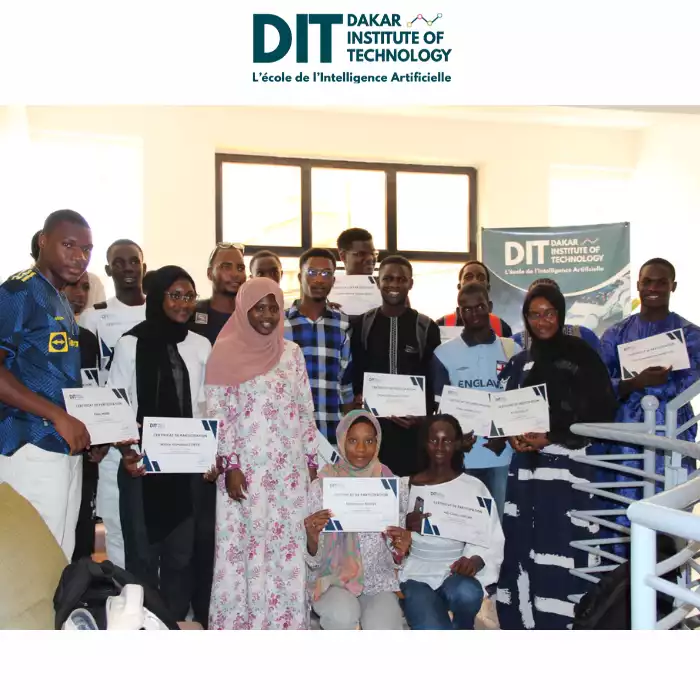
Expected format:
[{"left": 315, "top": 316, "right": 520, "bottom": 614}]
[{"left": 215, "top": 153, "right": 478, "bottom": 262}]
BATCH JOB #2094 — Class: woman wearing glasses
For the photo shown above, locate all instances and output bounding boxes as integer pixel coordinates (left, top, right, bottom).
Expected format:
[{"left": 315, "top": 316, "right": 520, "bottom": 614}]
[
  {"left": 108, "top": 266, "right": 212, "bottom": 620},
  {"left": 495, "top": 283, "right": 617, "bottom": 631}
]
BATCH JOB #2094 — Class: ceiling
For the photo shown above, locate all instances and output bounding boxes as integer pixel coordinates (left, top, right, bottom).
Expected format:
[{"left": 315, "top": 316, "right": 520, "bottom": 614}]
[{"left": 583, "top": 106, "right": 700, "bottom": 115}]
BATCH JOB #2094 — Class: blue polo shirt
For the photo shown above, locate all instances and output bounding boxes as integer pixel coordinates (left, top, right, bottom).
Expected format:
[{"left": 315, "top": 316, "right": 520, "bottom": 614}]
[
  {"left": 0, "top": 268, "right": 81, "bottom": 456},
  {"left": 431, "top": 333, "right": 519, "bottom": 470}
]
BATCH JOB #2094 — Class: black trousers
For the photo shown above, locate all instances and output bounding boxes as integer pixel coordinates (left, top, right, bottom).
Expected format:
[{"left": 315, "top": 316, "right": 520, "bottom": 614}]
[
  {"left": 118, "top": 467, "right": 195, "bottom": 622},
  {"left": 72, "top": 458, "right": 98, "bottom": 562},
  {"left": 191, "top": 478, "right": 217, "bottom": 628}
]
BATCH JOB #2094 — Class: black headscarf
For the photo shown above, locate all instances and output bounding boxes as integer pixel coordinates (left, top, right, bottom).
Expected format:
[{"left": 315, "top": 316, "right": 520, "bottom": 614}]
[
  {"left": 522, "top": 284, "right": 617, "bottom": 449},
  {"left": 126, "top": 265, "right": 195, "bottom": 542}
]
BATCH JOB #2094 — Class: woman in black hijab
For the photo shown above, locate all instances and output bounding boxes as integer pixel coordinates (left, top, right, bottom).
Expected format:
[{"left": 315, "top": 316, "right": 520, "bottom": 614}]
[
  {"left": 495, "top": 283, "right": 617, "bottom": 631},
  {"left": 110, "top": 265, "right": 212, "bottom": 620}
]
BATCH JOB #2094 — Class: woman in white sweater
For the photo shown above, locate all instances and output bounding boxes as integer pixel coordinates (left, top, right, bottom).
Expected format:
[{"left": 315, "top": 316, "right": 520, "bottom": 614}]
[{"left": 400, "top": 414, "right": 504, "bottom": 630}]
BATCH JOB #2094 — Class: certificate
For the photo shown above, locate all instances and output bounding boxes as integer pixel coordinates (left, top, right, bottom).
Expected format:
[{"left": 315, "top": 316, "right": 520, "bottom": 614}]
[
  {"left": 81, "top": 367, "right": 110, "bottom": 388},
  {"left": 489, "top": 384, "right": 549, "bottom": 438},
  {"left": 322, "top": 477, "right": 399, "bottom": 533},
  {"left": 617, "top": 329, "right": 690, "bottom": 379},
  {"left": 420, "top": 478, "right": 490, "bottom": 546},
  {"left": 62, "top": 387, "right": 139, "bottom": 445},
  {"left": 362, "top": 373, "right": 427, "bottom": 417},
  {"left": 141, "top": 417, "right": 219, "bottom": 474},
  {"left": 328, "top": 274, "right": 381, "bottom": 317},
  {"left": 438, "top": 386, "right": 492, "bottom": 437},
  {"left": 97, "top": 314, "right": 139, "bottom": 369},
  {"left": 439, "top": 326, "right": 462, "bottom": 344},
  {"left": 316, "top": 430, "right": 341, "bottom": 468}
]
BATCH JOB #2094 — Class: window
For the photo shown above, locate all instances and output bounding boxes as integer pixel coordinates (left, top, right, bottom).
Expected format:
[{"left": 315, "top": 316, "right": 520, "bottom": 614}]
[
  {"left": 396, "top": 172, "right": 471, "bottom": 253},
  {"left": 311, "top": 168, "right": 386, "bottom": 249},
  {"left": 217, "top": 154, "right": 477, "bottom": 319},
  {"left": 221, "top": 163, "right": 301, "bottom": 248}
]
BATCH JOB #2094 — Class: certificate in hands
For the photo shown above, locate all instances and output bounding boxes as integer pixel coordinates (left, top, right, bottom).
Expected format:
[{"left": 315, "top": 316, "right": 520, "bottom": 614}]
[
  {"left": 362, "top": 373, "right": 427, "bottom": 418},
  {"left": 438, "top": 386, "right": 491, "bottom": 437},
  {"left": 489, "top": 384, "right": 549, "bottom": 438},
  {"left": 420, "top": 478, "right": 491, "bottom": 546},
  {"left": 328, "top": 275, "right": 382, "bottom": 317},
  {"left": 62, "top": 387, "right": 139, "bottom": 445},
  {"left": 617, "top": 329, "right": 690, "bottom": 379},
  {"left": 141, "top": 418, "right": 219, "bottom": 474},
  {"left": 323, "top": 477, "right": 399, "bottom": 533}
]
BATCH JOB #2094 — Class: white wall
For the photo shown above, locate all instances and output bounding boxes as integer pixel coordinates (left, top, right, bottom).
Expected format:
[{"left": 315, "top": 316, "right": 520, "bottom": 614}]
[
  {"left": 631, "top": 115, "right": 700, "bottom": 320},
  {"left": 23, "top": 106, "right": 642, "bottom": 293}
]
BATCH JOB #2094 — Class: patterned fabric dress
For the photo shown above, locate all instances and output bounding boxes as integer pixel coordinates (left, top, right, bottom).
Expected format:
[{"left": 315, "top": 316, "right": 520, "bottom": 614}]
[{"left": 206, "top": 341, "right": 318, "bottom": 630}]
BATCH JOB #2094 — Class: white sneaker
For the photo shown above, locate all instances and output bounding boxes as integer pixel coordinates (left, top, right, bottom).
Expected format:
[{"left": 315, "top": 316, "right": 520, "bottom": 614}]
[
  {"left": 105, "top": 584, "right": 170, "bottom": 630},
  {"left": 63, "top": 609, "right": 99, "bottom": 630},
  {"left": 106, "top": 584, "right": 146, "bottom": 630}
]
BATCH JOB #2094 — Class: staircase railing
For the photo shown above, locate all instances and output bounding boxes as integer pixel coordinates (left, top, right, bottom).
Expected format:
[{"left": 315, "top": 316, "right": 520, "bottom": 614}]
[
  {"left": 567, "top": 395, "right": 661, "bottom": 585},
  {"left": 569, "top": 378, "right": 700, "bottom": 628},
  {"left": 628, "top": 472, "right": 700, "bottom": 629}
]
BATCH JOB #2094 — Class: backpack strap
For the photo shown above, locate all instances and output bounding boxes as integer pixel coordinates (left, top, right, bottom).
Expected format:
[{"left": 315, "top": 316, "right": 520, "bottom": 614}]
[
  {"left": 416, "top": 313, "right": 432, "bottom": 361},
  {"left": 489, "top": 314, "right": 503, "bottom": 336},
  {"left": 361, "top": 308, "right": 380, "bottom": 352}
]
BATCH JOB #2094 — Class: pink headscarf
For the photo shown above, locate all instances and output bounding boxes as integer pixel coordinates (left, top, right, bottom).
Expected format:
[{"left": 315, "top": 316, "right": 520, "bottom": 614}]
[{"left": 204, "top": 277, "right": 285, "bottom": 387}]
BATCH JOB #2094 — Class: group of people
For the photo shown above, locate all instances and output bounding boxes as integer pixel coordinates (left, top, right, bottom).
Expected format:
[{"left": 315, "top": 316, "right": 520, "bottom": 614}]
[{"left": 0, "top": 210, "right": 698, "bottom": 631}]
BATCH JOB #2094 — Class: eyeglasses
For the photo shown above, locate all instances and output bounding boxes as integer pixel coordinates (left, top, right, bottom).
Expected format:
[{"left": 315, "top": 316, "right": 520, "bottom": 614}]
[
  {"left": 208, "top": 242, "right": 245, "bottom": 266},
  {"left": 165, "top": 292, "right": 198, "bottom": 304},
  {"left": 527, "top": 309, "right": 558, "bottom": 322},
  {"left": 306, "top": 269, "right": 333, "bottom": 279}
]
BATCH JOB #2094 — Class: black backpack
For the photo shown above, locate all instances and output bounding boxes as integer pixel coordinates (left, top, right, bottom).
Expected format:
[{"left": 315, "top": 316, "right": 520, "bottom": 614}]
[
  {"left": 572, "top": 535, "right": 678, "bottom": 630},
  {"left": 53, "top": 558, "right": 180, "bottom": 630}
]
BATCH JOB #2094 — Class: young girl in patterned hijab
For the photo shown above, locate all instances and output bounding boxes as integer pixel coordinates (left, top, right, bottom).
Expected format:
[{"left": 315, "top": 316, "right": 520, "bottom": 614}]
[{"left": 305, "top": 409, "right": 411, "bottom": 629}]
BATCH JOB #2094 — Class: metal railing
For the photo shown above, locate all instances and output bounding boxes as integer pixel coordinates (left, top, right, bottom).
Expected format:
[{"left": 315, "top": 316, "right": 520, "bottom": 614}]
[
  {"left": 568, "top": 395, "right": 662, "bottom": 585},
  {"left": 570, "top": 378, "right": 700, "bottom": 628},
  {"left": 628, "top": 472, "right": 700, "bottom": 629},
  {"left": 665, "top": 382, "right": 700, "bottom": 488}
]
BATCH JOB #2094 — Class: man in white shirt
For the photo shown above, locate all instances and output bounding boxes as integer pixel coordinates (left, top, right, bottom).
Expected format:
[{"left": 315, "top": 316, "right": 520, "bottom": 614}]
[{"left": 79, "top": 239, "right": 147, "bottom": 568}]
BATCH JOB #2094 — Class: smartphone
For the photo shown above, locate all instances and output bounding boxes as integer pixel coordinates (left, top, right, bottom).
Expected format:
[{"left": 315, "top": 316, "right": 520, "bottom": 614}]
[{"left": 414, "top": 496, "right": 424, "bottom": 514}]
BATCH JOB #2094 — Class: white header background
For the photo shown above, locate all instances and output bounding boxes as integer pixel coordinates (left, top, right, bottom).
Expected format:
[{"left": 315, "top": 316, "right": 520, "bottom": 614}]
[{"left": 1, "top": 0, "right": 700, "bottom": 103}]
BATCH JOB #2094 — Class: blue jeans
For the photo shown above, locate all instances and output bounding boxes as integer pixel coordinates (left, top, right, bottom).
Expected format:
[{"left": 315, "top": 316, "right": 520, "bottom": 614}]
[
  {"left": 465, "top": 466, "right": 508, "bottom": 522},
  {"left": 400, "top": 575, "right": 484, "bottom": 630}
]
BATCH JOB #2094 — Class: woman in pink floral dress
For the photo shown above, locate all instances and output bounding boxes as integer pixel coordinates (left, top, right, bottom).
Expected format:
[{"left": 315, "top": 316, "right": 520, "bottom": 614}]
[{"left": 204, "top": 277, "right": 317, "bottom": 630}]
